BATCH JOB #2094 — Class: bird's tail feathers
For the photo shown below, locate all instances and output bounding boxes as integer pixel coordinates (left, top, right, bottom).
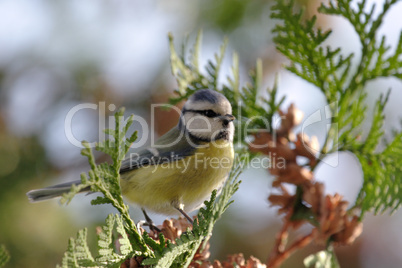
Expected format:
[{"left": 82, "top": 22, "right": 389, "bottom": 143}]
[{"left": 26, "top": 180, "right": 89, "bottom": 202}]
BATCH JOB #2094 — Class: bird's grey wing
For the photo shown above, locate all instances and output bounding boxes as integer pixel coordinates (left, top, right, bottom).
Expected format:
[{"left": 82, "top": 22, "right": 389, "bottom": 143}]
[{"left": 120, "top": 127, "right": 197, "bottom": 173}]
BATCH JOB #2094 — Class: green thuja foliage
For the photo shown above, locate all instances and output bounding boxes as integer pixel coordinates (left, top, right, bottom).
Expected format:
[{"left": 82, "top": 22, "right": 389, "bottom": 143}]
[
  {"left": 271, "top": 0, "right": 402, "bottom": 217},
  {"left": 57, "top": 215, "right": 140, "bottom": 268},
  {"left": 60, "top": 108, "right": 150, "bottom": 256},
  {"left": 58, "top": 109, "right": 153, "bottom": 267},
  {"left": 58, "top": 106, "right": 244, "bottom": 267}
]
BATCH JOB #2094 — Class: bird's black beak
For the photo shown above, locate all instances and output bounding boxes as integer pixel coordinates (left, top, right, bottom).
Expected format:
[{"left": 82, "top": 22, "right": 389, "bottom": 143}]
[
  {"left": 220, "top": 114, "right": 235, "bottom": 126},
  {"left": 225, "top": 114, "right": 235, "bottom": 122}
]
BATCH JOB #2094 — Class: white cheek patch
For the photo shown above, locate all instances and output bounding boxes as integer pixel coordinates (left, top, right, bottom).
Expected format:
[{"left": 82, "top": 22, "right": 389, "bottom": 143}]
[
  {"left": 184, "top": 113, "right": 213, "bottom": 139},
  {"left": 210, "top": 118, "right": 226, "bottom": 134},
  {"left": 186, "top": 115, "right": 211, "bottom": 131}
]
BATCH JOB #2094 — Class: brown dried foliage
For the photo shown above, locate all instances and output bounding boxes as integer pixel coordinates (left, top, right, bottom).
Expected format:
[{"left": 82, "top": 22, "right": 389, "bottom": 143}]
[{"left": 249, "top": 104, "right": 363, "bottom": 267}]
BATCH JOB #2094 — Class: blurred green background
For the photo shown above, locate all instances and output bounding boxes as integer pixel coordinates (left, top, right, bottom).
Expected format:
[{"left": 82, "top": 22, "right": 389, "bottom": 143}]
[{"left": 1, "top": 0, "right": 402, "bottom": 267}]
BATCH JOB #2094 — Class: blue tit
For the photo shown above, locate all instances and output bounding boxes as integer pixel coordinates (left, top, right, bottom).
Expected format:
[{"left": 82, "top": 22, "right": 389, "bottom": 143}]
[{"left": 27, "top": 89, "right": 235, "bottom": 224}]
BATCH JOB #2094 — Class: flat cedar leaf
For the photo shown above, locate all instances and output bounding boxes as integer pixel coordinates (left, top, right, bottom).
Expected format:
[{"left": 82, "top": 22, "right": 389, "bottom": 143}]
[
  {"left": 60, "top": 238, "right": 79, "bottom": 268},
  {"left": 74, "top": 229, "right": 95, "bottom": 265},
  {"left": 168, "top": 33, "right": 198, "bottom": 96},
  {"left": 125, "top": 131, "right": 138, "bottom": 153},
  {"left": 58, "top": 216, "right": 136, "bottom": 267},
  {"left": 115, "top": 216, "right": 133, "bottom": 255},
  {"left": 60, "top": 182, "right": 91, "bottom": 205},
  {"left": 142, "top": 232, "right": 165, "bottom": 256},
  {"left": 190, "top": 30, "right": 202, "bottom": 72},
  {"left": 360, "top": 92, "right": 389, "bottom": 154},
  {"left": 153, "top": 242, "right": 197, "bottom": 268},
  {"left": 207, "top": 38, "right": 228, "bottom": 89},
  {"left": 91, "top": 196, "right": 112, "bottom": 206},
  {"left": 96, "top": 215, "right": 116, "bottom": 262},
  {"left": 355, "top": 132, "right": 402, "bottom": 216}
]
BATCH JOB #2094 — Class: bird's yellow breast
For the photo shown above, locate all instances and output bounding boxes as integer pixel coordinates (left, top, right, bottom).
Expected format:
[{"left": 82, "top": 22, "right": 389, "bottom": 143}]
[{"left": 120, "top": 140, "right": 234, "bottom": 215}]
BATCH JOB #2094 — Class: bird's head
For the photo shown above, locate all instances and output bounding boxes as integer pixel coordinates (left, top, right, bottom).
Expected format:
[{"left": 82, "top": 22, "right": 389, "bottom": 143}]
[{"left": 179, "top": 89, "right": 235, "bottom": 142}]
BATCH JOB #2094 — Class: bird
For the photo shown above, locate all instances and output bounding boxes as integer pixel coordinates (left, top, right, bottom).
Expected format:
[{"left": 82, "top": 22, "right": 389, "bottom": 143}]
[{"left": 27, "top": 89, "right": 235, "bottom": 226}]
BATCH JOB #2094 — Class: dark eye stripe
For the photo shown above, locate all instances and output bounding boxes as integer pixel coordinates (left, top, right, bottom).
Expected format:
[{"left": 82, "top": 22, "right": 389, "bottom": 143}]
[{"left": 185, "top": 109, "right": 220, "bottom": 118}]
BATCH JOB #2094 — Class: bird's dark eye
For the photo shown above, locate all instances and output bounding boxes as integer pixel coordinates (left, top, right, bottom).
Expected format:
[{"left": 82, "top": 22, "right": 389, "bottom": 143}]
[{"left": 202, "top": 109, "right": 218, "bottom": 117}]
